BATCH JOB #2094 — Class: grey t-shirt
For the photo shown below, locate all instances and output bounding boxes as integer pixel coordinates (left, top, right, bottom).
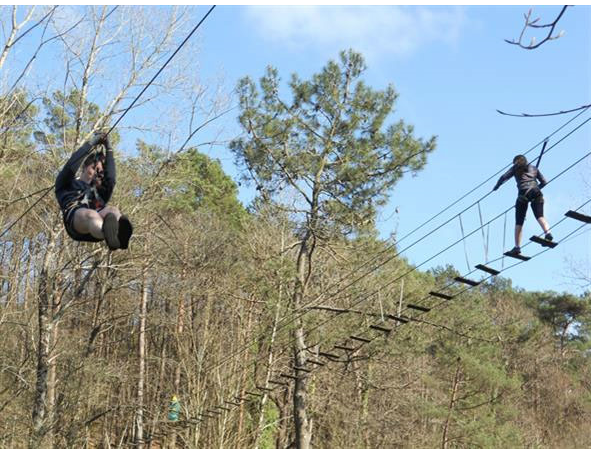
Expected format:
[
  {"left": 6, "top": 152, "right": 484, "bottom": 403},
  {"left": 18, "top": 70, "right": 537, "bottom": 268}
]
[{"left": 494, "top": 164, "right": 547, "bottom": 193}]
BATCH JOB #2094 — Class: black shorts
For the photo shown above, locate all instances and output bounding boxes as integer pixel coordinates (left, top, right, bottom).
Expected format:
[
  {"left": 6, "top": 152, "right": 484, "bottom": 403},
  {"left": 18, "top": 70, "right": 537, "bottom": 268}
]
[
  {"left": 63, "top": 205, "right": 105, "bottom": 243},
  {"left": 515, "top": 188, "right": 544, "bottom": 226}
]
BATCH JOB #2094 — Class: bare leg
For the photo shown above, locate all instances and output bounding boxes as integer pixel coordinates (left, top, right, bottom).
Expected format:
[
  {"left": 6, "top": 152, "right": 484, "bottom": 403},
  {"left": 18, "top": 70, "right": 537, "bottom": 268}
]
[
  {"left": 99, "top": 206, "right": 121, "bottom": 221},
  {"left": 514, "top": 224, "right": 523, "bottom": 248},
  {"left": 536, "top": 216, "right": 551, "bottom": 234},
  {"left": 73, "top": 208, "right": 104, "bottom": 239}
]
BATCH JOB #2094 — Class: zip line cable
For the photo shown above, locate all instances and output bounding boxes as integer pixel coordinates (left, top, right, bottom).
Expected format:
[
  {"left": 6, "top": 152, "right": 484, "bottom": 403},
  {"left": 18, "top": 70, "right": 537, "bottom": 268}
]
[
  {"left": 105, "top": 5, "right": 215, "bottom": 136},
  {"left": 0, "top": 5, "right": 217, "bottom": 240}
]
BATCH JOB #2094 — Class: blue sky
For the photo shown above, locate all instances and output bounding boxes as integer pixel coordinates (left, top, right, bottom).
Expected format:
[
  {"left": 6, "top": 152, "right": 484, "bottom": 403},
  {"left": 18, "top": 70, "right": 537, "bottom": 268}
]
[
  {"left": 6, "top": 5, "right": 590, "bottom": 294},
  {"left": 195, "top": 5, "right": 590, "bottom": 294}
]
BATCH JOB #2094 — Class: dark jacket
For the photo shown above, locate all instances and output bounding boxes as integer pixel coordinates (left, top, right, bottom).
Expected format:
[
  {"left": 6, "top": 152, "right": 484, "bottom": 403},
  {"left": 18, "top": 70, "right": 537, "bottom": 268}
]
[
  {"left": 55, "top": 140, "right": 115, "bottom": 216},
  {"left": 493, "top": 164, "right": 547, "bottom": 193}
]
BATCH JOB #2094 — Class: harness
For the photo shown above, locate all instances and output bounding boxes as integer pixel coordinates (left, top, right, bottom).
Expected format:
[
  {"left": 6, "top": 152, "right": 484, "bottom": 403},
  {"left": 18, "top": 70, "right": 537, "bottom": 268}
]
[
  {"left": 63, "top": 184, "right": 105, "bottom": 222},
  {"left": 517, "top": 186, "right": 543, "bottom": 204}
]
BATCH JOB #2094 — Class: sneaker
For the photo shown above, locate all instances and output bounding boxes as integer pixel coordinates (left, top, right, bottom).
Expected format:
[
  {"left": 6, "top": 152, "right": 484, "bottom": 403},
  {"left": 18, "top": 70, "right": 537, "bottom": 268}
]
[
  {"left": 118, "top": 215, "right": 133, "bottom": 250},
  {"left": 102, "top": 213, "right": 120, "bottom": 250},
  {"left": 507, "top": 246, "right": 521, "bottom": 255},
  {"left": 544, "top": 232, "right": 553, "bottom": 242}
]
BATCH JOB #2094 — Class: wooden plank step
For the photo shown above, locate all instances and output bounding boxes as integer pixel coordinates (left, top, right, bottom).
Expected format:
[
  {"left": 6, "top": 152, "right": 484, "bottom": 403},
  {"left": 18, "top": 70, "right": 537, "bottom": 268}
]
[
  {"left": 215, "top": 406, "right": 231, "bottom": 412},
  {"left": 334, "top": 344, "right": 356, "bottom": 352},
  {"left": 350, "top": 335, "right": 371, "bottom": 343},
  {"left": 280, "top": 373, "right": 297, "bottom": 380},
  {"left": 369, "top": 324, "right": 392, "bottom": 334},
  {"left": 504, "top": 250, "right": 530, "bottom": 261},
  {"left": 293, "top": 366, "right": 312, "bottom": 373},
  {"left": 407, "top": 304, "right": 431, "bottom": 312},
  {"left": 245, "top": 391, "right": 263, "bottom": 398},
  {"left": 454, "top": 276, "right": 481, "bottom": 286},
  {"left": 318, "top": 351, "right": 340, "bottom": 361},
  {"left": 530, "top": 235, "right": 558, "bottom": 248},
  {"left": 306, "top": 359, "right": 326, "bottom": 366},
  {"left": 429, "top": 291, "right": 454, "bottom": 300},
  {"left": 565, "top": 210, "right": 591, "bottom": 224},
  {"left": 475, "top": 264, "right": 500, "bottom": 275},
  {"left": 256, "top": 386, "right": 274, "bottom": 392},
  {"left": 386, "top": 314, "right": 409, "bottom": 323}
]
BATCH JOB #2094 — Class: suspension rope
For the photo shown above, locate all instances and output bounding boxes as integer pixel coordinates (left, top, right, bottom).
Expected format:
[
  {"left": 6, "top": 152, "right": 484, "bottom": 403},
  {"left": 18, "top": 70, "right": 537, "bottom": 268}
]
[
  {"left": 199, "top": 216, "right": 591, "bottom": 425},
  {"left": 197, "top": 147, "right": 591, "bottom": 411},
  {"left": 502, "top": 211, "right": 507, "bottom": 268},
  {"left": 199, "top": 143, "right": 591, "bottom": 384},
  {"left": 458, "top": 214, "right": 470, "bottom": 273},
  {"left": 477, "top": 202, "right": 489, "bottom": 266}
]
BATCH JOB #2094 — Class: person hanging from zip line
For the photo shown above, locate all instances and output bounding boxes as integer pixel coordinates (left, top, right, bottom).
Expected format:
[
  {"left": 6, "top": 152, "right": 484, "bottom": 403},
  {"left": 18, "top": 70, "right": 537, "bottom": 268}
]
[
  {"left": 55, "top": 132, "right": 133, "bottom": 250},
  {"left": 493, "top": 154, "right": 552, "bottom": 255}
]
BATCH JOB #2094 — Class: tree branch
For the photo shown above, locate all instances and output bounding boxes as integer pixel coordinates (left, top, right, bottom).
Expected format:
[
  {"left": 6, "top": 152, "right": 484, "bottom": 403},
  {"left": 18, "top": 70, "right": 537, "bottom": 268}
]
[
  {"left": 497, "top": 103, "right": 591, "bottom": 118},
  {"left": 505, "top": 6, "right": 569, "bottom": 50}
]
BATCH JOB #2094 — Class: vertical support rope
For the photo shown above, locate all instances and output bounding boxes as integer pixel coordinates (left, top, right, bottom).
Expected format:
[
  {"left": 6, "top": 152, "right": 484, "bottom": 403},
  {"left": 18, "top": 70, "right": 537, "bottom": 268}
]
[
  {"left": 502, "top": 211, "right": 507, "bottom": 268},
  {"left": 458, "top": 214, "right": 471, "bottom": 273},
  {"left": 477, "top": 202, "right": 488, "bottom": 263},
  {"left": 486, "top": 223, "right": 490, "bottom": 261}
]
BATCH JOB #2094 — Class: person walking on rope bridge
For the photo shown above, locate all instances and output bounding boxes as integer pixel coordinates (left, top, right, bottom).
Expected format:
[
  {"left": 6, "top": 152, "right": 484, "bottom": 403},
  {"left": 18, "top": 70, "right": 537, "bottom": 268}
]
[
  {"left": 55, "top": 132, "right": 133, "bottom": 250},
  {"left": 493, "top": 154, "right": 552, "bottom": 255}
]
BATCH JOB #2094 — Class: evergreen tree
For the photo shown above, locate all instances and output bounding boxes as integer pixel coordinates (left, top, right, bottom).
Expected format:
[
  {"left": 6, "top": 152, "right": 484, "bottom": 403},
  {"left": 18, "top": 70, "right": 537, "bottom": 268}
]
[{"left": 231, "top": 49, "right": 436, "bottom": 448}]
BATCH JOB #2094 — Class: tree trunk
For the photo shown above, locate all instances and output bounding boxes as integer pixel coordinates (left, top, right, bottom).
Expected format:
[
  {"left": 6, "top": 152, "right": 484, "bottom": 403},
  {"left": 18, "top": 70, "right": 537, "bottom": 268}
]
[
  {"left": 171, "top": 244, "right": 188, "bottom": 449},
  {"left": 135, "top": 265, "right": 148, "bottom": 448},
  {"left": 254, "top": 281, "right": 283, "bottom": 448},
  {"left": 46, "top": 321, "right": 59, "bottom": 447},
  {"left": 293, "top": 319, "right": 311, "bottom": 448},
  {"left": 292, "top": 231, "right": 314, "bottom": 449},
  {"left": 441, "top": 357, "right": 462, "bottom": 449},
  {"left": 31, "top": 226, "right": 59, "bottom": 448}
]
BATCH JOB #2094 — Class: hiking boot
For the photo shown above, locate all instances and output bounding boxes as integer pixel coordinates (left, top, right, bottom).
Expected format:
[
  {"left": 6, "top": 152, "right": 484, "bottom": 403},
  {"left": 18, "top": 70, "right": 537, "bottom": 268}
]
[
  {"left": 544, "top": 232, "right": 553, "bottom": 242},
  {"left": 102, "top": 213, "right": 120, "bottom": 250},
  {"left": 118, "top": 215, "right": 133, "bottom": 250},
  {"left": 507, "top": 246, "right": 521, "bottom": 255}
]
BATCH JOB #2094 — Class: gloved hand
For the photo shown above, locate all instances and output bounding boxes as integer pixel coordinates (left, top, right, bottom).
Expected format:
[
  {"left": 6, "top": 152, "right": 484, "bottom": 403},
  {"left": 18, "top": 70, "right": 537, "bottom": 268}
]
[{"left": 89, "top": 132, "right": 109, "bottom": 147}]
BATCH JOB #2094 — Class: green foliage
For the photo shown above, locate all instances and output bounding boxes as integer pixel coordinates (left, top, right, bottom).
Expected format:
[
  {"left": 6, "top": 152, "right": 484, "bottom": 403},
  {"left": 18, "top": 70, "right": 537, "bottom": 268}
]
[
  {"left": 525, "top": 291, "right": 590, "bottom": 344},
  {"left": 40, "top": 89, "right": 120, "bottom": 158},
  {"left": 3, "top": 40, "right": 591, "bottom": 451},
  {"left": 126, "top": 141, "right": 247, "bottom": 229},
  {"left": 0, "top": 90, "right": 38, "bottom": 159},
  {"left": 170, "top": 148, "right": 247, "bottom": 226},
  {"left": 258, "top": 400, "right": 280, "bottom": 449},
  {"left": 231, "top": 49, "right": 436, "bottom": 236}
]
